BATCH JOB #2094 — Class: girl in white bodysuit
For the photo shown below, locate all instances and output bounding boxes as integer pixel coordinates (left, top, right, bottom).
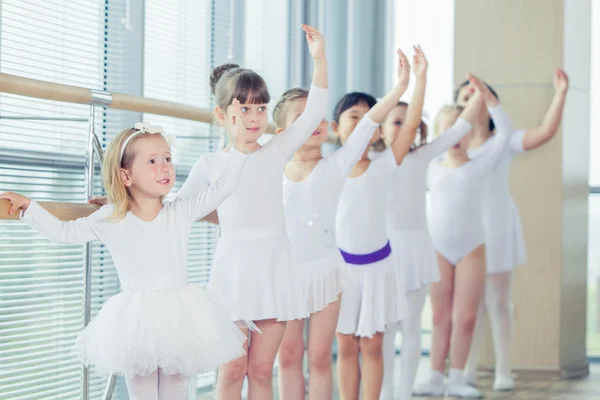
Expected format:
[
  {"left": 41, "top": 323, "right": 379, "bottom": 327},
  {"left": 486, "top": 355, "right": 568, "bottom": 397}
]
[
  {"left": 177, "top": 25, "right": 328, "bottom": 400},
  {"left": 334, "top": 47, "right": 424, "bottom": 400},
  {"left": 413, "top": 74, "right": 512, "bottom": 398},
  {"left": 458, "top": 69, "right": 569, "bottom": 392}
]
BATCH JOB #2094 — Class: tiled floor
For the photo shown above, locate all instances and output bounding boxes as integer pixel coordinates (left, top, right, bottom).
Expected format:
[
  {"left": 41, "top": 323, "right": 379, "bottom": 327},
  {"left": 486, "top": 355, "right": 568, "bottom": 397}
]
[{"left": 197, "top": 357, "right": 599, "bottom": 399}]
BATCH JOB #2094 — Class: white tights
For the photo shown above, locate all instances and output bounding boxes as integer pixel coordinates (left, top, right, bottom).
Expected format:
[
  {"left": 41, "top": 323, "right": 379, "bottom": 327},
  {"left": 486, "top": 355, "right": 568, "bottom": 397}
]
[
  {"left": 381, "top": 286, "right": 428, "bottom": 400},
  {"left": 465, "top": 271, "right": 514, "bottom": 380},
  {"left": 125, "top": 369, "right": 190, "bottom": 400}
]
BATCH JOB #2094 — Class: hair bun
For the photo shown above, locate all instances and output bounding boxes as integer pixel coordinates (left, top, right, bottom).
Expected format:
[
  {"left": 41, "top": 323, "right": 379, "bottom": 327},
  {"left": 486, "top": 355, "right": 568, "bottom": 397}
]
[{"left": 210, "top": 63, "right": 240, "bottom": 95}]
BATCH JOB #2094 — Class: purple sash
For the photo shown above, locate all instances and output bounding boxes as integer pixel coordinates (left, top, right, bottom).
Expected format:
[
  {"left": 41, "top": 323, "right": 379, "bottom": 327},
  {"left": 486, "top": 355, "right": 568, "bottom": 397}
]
[{"left": 339, "top": 241, "right": 392, "bottom": 265}]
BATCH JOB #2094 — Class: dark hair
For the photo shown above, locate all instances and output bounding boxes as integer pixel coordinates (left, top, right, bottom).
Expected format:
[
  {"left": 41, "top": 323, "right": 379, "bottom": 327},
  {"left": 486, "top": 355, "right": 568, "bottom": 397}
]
[
  {"left": 272, "top": 87, "right": 309, "bottom": 128},
  {"left": 392, "top": 101, "right": 429, "bottom": 152},
  {"left": 210, "top": 63, "right": 270, "bottom": 110},
  {"left": 454, "top": 80, "right": 499, "bottom": 132},
  {"left": 333, "top": 92, "right": 377, "bottom": 123}
]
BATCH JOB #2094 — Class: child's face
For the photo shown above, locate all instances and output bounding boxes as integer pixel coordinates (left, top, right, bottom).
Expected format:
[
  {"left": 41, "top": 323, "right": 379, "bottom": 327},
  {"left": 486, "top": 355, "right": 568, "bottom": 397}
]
[
  {"left": 225, "top": 102, "right": 269, "bottom": 143},
  {"left": 123, "top": 135, "right": 175, "bottom": 198},
  {"left": 334, "top": 103, "right": 380, "bottom": 145},
  {"left": 381, "top": 105, "right": 407, "bottom": 147},
  {"left": 283, "top": 97, "right": 329, "bottom": 147}
]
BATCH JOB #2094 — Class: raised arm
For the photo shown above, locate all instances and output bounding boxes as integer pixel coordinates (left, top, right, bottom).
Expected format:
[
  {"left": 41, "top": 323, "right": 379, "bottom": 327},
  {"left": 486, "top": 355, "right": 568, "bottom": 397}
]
[
  {"left": 178, "top": 147, "right": 247, "bottom": 222},
  {"left": 468, "top": 73, "right": 512, "bottom": 169},
  {"left": 416, "top": 86, "right": 482, "bottom": 160},
  {"left": 274, "top": 25, "right": 328, "bottom": 160},
  {"left": 330, "top": 114, "right": 380, "bottom": 175},
  {"left": 388, "top": 46, "right": 427, "bottom": 165},
  {"left": 0, "top": 192, "right": 105, "bottom": 244},
  {"left": 521, "top": 69, "right": 568, "bottom": 151}
]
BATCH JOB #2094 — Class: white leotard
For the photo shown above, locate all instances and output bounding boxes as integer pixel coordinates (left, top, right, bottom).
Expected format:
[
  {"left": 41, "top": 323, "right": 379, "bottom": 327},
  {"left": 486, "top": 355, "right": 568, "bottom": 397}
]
[
  {"left": 20, "top": 149, "right": 248, "bottom": 377},
  {"left": 387, "top": 118, "right": 472, "bottom": 291},
  {"left": 177, "top": 85, "right": 328, "bottom": 322},
  {"left": 283, "top": 115, "right": 379, "bottom": 313},
  {"left": 336, "top": 148, "right": 403, "bottom": 337},
  {"left": 427, "top": 105, "right": 512, "bottom": 265}
]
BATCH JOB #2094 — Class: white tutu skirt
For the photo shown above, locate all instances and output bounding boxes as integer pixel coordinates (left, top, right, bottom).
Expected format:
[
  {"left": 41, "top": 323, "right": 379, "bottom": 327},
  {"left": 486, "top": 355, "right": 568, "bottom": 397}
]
[
  {"left": 388, "top": 229, "right": 440, "bottom": 293},
  {"left": 300, "top": 251, "right": 351, "bottom": 315},
  {"left": 73, "top": 284, "right": 247, "bottom": 377},
  {"left": 336, "top": 257, "right": 404, "bottom": 338},
  {"left": 209, "top": 233, "right": 308, "bottom": 321},
  {"left": 485, "top": 227, "right": 527, "bottom": 275}
]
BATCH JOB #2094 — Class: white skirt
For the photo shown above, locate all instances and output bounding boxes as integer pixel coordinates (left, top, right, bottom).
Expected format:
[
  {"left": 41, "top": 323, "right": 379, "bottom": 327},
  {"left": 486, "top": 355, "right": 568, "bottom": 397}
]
[
  {"left": 388, "top": 229, "right": 440, "bottom": 293},
  {"left": 300, "top": 250, "right": 351, "bottom": 315},
  {"left": 74, "top": 284, "right": 247, "bottom": 377},
  {"left": 485, "top": 226, "right": 527, "bottom": 275},
  {"left": 209, "top": 229, "right": 308, "bottom": 321},
  {"left": 336, "top": 257, "right": 404, "bottom": 338}
]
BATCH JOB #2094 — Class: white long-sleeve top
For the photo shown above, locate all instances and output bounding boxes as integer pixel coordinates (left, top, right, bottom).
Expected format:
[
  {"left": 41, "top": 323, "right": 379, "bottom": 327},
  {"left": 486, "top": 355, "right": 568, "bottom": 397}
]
[
  {"left": 387, "top": 118, "right": 473, "bottom": 232},
  {"left": 336, "top": 147, "right": 398, "bottom": 255},
  {"left": 283, "top": 115, "right": 379, "bottom": 264},
  {"left": 177, "top": 85, "right": 328, "bottom": 235},
  {"left": 20, "top": 148, "right": 248, "bottom": 292},
  {"left": 427, "top": 105, "right": 513, "bottom": 252}
]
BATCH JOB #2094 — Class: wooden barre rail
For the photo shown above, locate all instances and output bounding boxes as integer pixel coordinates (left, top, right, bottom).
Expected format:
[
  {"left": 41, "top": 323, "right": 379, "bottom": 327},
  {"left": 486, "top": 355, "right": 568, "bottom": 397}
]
[
  {"left": 0, "top": 200, "right": 99, "bottom": 221},
  {"left": 0, "top": 72, "right": 279, "bottom": 132}
]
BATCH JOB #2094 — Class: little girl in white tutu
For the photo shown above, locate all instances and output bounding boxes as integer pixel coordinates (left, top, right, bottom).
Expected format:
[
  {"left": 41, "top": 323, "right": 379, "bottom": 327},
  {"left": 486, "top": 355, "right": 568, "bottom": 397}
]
[{"left": 0, "top": 109, "right": 251, "bottom": 400}]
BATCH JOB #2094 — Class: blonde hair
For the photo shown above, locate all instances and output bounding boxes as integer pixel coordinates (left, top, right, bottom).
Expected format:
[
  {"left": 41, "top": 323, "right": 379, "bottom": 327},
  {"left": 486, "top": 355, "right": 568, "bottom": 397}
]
[
  {"left": 433, "top": 104, "right": 464, "bottom": 137},
  {"left": 272, "top": 87, "right": 309, "bottom": 128},
  {"left": 102, "top": 128, "right": 154, "bottom": 220}
]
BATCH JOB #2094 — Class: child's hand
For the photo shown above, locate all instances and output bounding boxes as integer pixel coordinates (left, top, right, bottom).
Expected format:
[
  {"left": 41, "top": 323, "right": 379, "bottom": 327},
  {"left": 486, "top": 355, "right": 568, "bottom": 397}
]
[
  {"left": 302, "top": 24, "right": 326, "bottom": 61},
  {"left": 229, "top": 98, "right": 248, "bottom": 153},
  {"left": 413, "top": 45, "right": 428, "bottom": 80},
  {"left": 554, "top": 69, "right": 569, "bottom": 96},
  {"left": 467, "top": 72, "right": 498, "bottom": 107},
  {"left": 0, "top": 192, "right": 31, "bottom": 215},
  {"left": 88, "top": 196, "right": 108, "bottom": 206},
  {"left": 397, "top": 49, "right": 411, "bottom": 89}
]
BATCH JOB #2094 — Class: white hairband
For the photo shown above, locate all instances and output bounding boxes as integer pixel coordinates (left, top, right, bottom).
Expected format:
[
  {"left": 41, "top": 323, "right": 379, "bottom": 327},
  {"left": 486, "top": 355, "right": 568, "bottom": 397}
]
[{"left": 119, "top": 122, "right": 166, "bottom": 162}]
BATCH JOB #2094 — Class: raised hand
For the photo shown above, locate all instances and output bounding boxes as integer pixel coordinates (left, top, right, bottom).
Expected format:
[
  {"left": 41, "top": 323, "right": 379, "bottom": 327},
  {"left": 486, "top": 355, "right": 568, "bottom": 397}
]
[
  {"left": 413, "top": 45, "right": 428, "bottom": 80},
  {"left": 0, "top": 192, "right": 31, "bottom": 215},
  {"left": 467, "top": 72, "right": 498, "bottom": 107},
  {"left": 302, "top": 24, "right": 326, "bottom": 60},
  {"left": 397, "top": 49, "right": 411, "bottom": 89},
  {"left": 229, "top": 98, "right": 248, "bottom": 152},
  {"left": 554, "top": 69, "right": 569, "bottom": 96}
]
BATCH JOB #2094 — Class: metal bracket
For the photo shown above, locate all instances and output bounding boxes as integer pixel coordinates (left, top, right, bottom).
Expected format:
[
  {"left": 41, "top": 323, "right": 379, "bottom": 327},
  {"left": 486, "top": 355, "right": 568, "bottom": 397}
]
[{"left": 90, "top": 89, "right": 113, "bottom": 107}]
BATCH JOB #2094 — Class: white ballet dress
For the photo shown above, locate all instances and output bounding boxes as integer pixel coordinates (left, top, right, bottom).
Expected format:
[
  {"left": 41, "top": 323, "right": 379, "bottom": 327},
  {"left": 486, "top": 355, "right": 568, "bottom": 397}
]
[
  {"left": 19, "top": 148, "right": 249, "bottom": 377},
  {"left": 336, "top": 148, "right": 404, "bottom": 338},
  {"left": 427, "top": 105, "right": 512, "bottom": 265},
  {"left": 468, "top": 129, "right": 527, "bottom": 274},
  {"left": 387, "top": 118, "right": 473, "bottom": 292},
  {"left": 177, "top": 85, "right": 328, "bottom": 322},
  {"left": 283, "top": 115, "right": 379, "bottom": 315}
]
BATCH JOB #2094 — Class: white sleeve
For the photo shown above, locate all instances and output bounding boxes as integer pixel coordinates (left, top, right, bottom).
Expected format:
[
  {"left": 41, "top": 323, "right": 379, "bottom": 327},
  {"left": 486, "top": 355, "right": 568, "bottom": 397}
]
[
  {"left": 176, "top": 148, "right": 248, "bottom": 222},
  {"left": 20, "top": 201, "right": 109, "bottom": 244},
  {"left": 271, "top": 85, "right": 328, "bottom": 160},
  {"left": 328, "top": 114, "right": 379, "bottom": 176},
  {"left": 372, "top": 148, "right": 398, "bottom": 177},
  {"left": 414, "top": 118, "right": 472, "bottom": 161},
  {"left": 509, "top": 129, "right": 526, "bottom": 154},
  {"left": 471, "top": 105, "right": 513, "bottom": 170},
  {"left": 176, "top": 155, "right": 211, "bottom": 199}
]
